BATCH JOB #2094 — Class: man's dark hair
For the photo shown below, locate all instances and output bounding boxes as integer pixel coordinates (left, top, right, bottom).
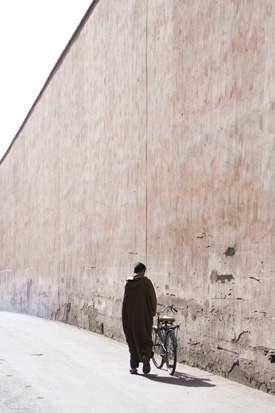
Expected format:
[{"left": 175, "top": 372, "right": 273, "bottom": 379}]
[{"left": 134, "top": 262, "right": 146, "bottom": 274}]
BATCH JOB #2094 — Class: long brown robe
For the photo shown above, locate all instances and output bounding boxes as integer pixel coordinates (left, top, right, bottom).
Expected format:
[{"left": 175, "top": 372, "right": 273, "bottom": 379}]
[{"left": 122, "top": 275, "right": 157, "bottom": 368}]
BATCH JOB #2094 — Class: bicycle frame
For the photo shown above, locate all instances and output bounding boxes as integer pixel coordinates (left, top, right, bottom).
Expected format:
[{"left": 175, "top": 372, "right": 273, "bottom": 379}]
[
  {"left": 153, "top": 321, "right": 178, "bottom": 347},
  {"left": 153, "top": 325, "right": 166, "bottom": 352}
]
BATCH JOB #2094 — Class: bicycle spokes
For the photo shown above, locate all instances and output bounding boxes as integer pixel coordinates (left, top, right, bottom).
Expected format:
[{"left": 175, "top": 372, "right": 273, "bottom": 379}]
[{"left": 152, "top": 330, "right": 165, "bottom": 369}]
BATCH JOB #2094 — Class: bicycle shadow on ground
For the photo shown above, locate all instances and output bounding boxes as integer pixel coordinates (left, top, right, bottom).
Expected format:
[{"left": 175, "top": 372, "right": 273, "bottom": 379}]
[{"left": 144, "top": 371, "right": 216, "bottom": 387}]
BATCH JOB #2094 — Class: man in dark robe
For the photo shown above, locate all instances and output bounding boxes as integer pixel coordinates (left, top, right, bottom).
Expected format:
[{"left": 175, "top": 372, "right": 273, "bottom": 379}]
[{"left": 122, "top": 262, "right": 157, "bottom": 374}]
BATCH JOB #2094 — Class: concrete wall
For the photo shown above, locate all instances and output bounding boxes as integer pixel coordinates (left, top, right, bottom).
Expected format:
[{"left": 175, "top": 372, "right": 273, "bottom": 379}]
[{"left": 1, "top": 0, "right": 275, "bottom": 393}]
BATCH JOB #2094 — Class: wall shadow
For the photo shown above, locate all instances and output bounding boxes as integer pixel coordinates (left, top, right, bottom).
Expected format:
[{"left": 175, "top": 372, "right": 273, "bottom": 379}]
[{"left": 144, "top": 371, "right": 216, "bottom": 387}]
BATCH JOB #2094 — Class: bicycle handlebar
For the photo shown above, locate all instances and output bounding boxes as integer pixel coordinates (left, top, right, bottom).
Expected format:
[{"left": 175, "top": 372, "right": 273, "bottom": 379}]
[{"left": 156, "top": 304, "right": 178, "bottom": 315}]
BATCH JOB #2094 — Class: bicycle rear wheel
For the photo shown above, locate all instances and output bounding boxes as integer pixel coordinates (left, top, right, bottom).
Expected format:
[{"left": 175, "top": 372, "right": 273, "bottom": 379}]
[
  {"left": 152, "top": 329, "right": 164, "bottom": 369},
  {"left": 165, "top": 330, "right": 177, "bottom": 375}
]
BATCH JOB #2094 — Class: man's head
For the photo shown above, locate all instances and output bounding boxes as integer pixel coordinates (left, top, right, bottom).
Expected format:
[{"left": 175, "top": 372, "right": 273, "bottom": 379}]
[{"left": 134, "top": 262, "right": 146, "bottom": 275}]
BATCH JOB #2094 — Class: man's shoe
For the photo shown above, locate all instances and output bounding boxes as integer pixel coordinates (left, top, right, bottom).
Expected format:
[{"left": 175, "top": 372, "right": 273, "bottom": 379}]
[
  {"left": 129, "top": 368, "right": 138, "bottom": 374},
  {"left": 142, "top": 355, "right": 151, "bottom": 374}
]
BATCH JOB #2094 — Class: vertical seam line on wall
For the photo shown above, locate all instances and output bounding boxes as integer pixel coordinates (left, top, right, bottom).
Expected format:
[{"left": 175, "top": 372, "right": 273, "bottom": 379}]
[{"left": 145, "top": 0, "right": 148, "bottom": 262}]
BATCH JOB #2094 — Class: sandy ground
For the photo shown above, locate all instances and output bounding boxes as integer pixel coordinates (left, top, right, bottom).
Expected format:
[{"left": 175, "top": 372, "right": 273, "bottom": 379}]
[{"left": 0, "top": 311, "right": 274, "bottom": 413}]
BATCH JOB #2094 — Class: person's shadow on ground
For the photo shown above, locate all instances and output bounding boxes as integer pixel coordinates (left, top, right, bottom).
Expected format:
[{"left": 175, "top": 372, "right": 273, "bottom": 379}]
[{"left": 144, "top": 371, "right": 216, "bottom": 387}]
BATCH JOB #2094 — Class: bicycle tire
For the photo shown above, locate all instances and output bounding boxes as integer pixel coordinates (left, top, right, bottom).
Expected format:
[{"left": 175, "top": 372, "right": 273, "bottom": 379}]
[
  {"left": 152, "top": 329, "right": 164, "bottom": 369},
  {"left": 165, "top": 330, "right": 177, "bottom": 375}
]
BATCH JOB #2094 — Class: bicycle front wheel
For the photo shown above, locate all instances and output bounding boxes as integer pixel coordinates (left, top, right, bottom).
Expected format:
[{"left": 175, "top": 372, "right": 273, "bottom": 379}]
[
  {"left": 165, "top": 330, "right": 177, "bottom": 375},
  {"left": 152, "top": 329, "right": 164, "bottom": 369}
]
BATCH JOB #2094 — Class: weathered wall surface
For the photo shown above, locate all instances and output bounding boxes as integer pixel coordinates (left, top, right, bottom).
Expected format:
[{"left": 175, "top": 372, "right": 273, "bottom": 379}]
[{"left": 1, "top": 0, "right": 275, "bottom": 393}]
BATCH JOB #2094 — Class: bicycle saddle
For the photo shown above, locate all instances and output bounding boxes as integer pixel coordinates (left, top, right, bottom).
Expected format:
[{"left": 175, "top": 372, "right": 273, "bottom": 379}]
[{"left": 159, "top": 315, "right": 175, "bottom": 322}]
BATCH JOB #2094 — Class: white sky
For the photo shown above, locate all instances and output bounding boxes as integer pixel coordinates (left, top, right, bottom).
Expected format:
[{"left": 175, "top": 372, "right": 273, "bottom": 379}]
[{"left": 0, "top": 0, "right": 92, "bottom": 161}]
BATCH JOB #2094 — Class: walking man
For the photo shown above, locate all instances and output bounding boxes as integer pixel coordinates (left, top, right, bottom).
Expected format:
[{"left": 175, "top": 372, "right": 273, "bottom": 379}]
[{"left": 122, "top": 262, "right": 157, "bottom": 374}]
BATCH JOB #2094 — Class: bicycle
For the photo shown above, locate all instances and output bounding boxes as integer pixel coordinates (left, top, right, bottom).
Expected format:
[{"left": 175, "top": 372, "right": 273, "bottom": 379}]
[{"left": 152, "top": 304, "right": 179, "bottom": 376}]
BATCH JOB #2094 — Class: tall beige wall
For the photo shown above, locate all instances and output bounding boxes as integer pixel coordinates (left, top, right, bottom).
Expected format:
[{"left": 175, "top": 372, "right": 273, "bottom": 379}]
[{"left": 1, "top": 0, "right": 275, "bottom": 393}]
